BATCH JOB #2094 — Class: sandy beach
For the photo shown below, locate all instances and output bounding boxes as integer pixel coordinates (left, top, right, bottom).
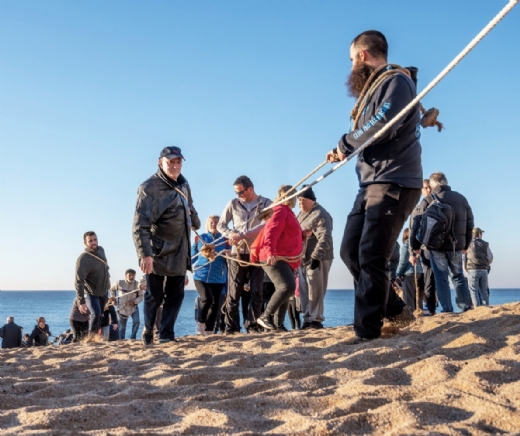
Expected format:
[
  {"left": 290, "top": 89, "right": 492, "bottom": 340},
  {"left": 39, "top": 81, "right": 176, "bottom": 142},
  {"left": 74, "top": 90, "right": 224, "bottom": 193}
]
[{"left": 1, "top": 302, "right": 519, "bottom": 435}]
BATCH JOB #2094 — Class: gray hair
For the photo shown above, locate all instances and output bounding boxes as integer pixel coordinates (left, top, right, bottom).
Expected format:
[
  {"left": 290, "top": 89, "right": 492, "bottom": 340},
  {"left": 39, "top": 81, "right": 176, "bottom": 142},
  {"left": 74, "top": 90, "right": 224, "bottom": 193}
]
[
  {"left": 7, "top": 316, "right": 14, "bottom": 323},
  {"left": 429, "top": 172, "right": 448, "bottom": 190},
  {"left": 205, "top": 215, "right": 220, "bottom": 233}
]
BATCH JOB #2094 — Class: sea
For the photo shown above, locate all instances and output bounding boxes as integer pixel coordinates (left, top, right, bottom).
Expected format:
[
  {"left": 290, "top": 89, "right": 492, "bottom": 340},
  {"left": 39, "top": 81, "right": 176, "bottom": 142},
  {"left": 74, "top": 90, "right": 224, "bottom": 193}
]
[{"left": 1, "top": 289, "right": 519, "bottom": 346}]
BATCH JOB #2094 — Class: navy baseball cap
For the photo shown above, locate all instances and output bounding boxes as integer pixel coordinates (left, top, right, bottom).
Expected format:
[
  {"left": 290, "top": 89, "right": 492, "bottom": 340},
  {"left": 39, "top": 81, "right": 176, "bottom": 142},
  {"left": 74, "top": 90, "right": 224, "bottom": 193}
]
[{"left": 159, "top": 146, "right": 185, "bottom": 160}]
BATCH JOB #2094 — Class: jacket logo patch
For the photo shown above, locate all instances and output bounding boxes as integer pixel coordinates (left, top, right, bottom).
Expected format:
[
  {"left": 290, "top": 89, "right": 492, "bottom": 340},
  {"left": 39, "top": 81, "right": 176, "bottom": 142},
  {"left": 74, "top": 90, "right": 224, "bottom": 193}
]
[{"left": 385, "top": 210, "right": 393, "bottom": 216}]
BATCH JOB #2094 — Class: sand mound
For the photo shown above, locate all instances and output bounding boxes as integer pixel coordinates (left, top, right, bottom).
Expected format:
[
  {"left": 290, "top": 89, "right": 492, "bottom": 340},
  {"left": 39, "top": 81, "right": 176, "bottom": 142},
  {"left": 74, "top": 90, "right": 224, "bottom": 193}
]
[{"left": 1, "top": 303, "right": 519, "bottom": 435}]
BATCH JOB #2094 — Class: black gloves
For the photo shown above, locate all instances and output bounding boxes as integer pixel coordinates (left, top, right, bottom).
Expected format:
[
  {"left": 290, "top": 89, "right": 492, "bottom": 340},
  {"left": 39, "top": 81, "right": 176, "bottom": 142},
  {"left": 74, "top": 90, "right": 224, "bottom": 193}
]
[
  {"left": 394, "top": 275, "right": 404, "bottom": 287},
  {"left": 310, "top": 259, "right": 320, "bottom": 270}
]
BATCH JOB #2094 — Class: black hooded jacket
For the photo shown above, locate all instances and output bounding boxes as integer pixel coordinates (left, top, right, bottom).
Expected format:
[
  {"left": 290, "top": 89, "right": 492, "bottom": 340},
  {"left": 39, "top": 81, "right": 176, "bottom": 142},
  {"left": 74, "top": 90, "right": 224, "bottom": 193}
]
[
  {"left": 338, "top": 66, "right": 423, "bottom": 188},
  {"left": 411, "top": 185, "right": 474, "bottom": 252},
  {"left": 133, "top": 169, "right": 200, "bottom": 277}
]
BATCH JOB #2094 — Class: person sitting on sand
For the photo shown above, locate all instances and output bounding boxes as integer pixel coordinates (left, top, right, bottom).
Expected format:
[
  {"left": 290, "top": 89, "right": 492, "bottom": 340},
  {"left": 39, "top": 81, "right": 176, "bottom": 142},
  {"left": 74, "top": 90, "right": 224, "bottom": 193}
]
[
  {"left": 251, "top": 185, "right": 310, "bottom": 332},
  {"left": 0, "top": 316, "right": 23, "bottom": 349},
  {"left": 27, "top": 317, "right": 52, "bottom": 346}
]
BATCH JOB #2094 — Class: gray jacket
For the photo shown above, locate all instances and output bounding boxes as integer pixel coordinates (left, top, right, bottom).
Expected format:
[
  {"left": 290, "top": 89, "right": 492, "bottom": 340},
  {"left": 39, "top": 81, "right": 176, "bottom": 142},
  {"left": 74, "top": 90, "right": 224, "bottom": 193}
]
[
  {"left": 297, "top": 203, "right": 334, "bottom": 264},
  {"left": 133, "top": 169, "right": 200, "bottom": 276},
  {"left": 217, "top": 195, "right": 272, "bottom": 255},
  {"left": 338, "top": 66, "right": 423, "bottom": 189},
  {"left": 75, "top": 246, "right": 110, "bottom": 304}
]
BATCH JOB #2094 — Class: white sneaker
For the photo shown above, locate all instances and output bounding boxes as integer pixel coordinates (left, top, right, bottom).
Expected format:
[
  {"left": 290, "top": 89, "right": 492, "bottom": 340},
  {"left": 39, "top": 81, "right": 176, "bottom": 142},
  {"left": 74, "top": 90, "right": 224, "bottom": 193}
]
[{"left": 196, "top": 321, "right": 206, "bottom": 336}]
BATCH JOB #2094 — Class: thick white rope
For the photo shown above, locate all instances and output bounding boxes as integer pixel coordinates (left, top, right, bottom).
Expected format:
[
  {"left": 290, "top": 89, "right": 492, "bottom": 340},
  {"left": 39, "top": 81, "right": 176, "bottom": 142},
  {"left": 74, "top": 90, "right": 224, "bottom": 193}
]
[
  {"left": 254, "top": 0, "right": 519, "bottom": 211},
  {"left": 191, "top": 0, "right": 518, "bottom": 267}
]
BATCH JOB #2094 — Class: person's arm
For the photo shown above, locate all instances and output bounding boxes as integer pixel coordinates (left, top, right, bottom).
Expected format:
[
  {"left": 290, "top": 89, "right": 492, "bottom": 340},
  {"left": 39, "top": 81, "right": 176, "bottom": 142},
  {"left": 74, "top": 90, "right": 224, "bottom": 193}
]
[
  {"left": 18, "top": 327, "right": 22, "bottom": 347},
  {"left": 338, "top": 74, "right": 416, "bottom": 155},
  {"left": 133, "top": 184, "right": 158, "bottom": 274},
  {"left": 74, "top": 255, "right": 89, "bottom": 305},
  {"left": 263, "top": 206, "right": 287, "bottom": 258},
  {"left": 133, "top": 281, "right": 144, "bottom": 305},
  {"left": 310, "top": 209, "right": 333, "bottom": 262},
  {"left": 217, "top": 201, "right": 235, "bottom": 239},
  {"left": 0, "top": 326, "right": 4, "bottom": 339},
  {"left": 464, "top": 202, "right": 475, "bottom": 251},
  {"left": 191, "top": 236, "right": 200, "bottom": 257},
  {"left": 27, "top": 328, "right": 38, "bottom": 347},
  {"left": 396, "top": 241, "right": 409, "bottom": 277},
  {"left": 487, "top": 246, "right": 493, "bottom": 264},
  {"left": 186, "top": 183, "right": 201, "bottom": 231}
]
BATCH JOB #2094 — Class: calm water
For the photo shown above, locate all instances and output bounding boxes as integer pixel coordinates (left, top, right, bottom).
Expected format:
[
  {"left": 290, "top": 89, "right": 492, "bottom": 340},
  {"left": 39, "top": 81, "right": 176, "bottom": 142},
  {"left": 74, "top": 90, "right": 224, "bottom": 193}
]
[{"left": 1, "top": 289, "right": 519, "bottom": 345}]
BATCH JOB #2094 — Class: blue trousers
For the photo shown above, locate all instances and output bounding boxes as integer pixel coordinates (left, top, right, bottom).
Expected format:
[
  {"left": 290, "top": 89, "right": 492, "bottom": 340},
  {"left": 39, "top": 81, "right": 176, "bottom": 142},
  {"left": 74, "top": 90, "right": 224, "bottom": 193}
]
[
  {"left": 85, "top": 293, "right": 108, "bottom": 333},
  {"left": 119, "top": 309, "right": 140, "bottom": 340}
]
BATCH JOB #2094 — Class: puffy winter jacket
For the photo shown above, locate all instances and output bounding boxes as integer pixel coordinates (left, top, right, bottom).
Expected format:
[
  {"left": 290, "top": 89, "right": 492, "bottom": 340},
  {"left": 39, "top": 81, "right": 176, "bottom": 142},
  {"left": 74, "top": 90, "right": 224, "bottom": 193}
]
[
  {"left": 133, "top": 169, "right": 200, "bottom": 277},
  {"left": 192, "top": 232, "right": 228, "bottom": 283},
  {"left": 250, "top": 205, "right": 303, "bottom": 269}
]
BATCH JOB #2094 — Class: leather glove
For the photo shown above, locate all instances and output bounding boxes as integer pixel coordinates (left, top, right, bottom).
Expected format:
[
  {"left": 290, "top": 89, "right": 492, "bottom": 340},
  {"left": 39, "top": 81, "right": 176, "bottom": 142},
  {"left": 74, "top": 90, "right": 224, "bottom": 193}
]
[
  {"left": 309, "top": 259, "right": 320, "bottom": 270},
  {"left": 395, "top": 275, "right": 404, "bottom": 287}
]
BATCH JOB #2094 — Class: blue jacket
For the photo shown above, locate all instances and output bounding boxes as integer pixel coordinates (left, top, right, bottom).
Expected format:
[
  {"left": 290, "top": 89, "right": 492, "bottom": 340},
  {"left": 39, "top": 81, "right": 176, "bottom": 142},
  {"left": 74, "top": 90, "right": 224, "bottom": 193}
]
[
  {"left": 191, "top": 232, "right": 228, "bottom": 284},
  {"left": 396, "top": 239, "right": 423, "bottom": 276}
]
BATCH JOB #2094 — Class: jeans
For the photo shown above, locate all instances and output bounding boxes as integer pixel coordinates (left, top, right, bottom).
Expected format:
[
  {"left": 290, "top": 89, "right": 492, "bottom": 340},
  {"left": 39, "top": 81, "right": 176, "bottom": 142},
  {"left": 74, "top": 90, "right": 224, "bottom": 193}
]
[
  {"left": 340, "top": 184, "right": 421, "bottom": 339},
  {"left": 85, "top": 293, "right": 108, "bottom": 333},
  {"left": 262, "top": 261, "right": 296, "bottom": 328},
  {"left": 224, "top": 254, "right": 264, "bottom": 331},
  {"left": 143, "top": 273, "right": 185, "bottom": 340},
  {"left": 430, "top": 250, "right": 471, "bottom": 312},
  {"left": 194, "top": 280, "right": 225, "bottom": 331},
  {"left": 119, "top": 309, "right": 140, "bottom": 340},
  {"left": 467, "top": 269, "right": 489, "bottom": 306}
]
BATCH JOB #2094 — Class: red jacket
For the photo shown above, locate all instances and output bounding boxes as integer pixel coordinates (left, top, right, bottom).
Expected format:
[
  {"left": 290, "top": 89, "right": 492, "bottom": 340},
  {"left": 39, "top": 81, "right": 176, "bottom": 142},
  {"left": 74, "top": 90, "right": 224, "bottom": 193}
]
[{"left": 250, "top": 205, "right": 303, "bottom": 269}]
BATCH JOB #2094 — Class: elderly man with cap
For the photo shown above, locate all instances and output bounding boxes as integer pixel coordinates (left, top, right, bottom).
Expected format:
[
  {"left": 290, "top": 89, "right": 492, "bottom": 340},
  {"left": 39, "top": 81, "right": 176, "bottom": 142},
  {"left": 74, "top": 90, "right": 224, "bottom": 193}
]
[
  {"left": 465, "top": 227, "right": 493, "bottom": 307},
  {"left": 297, "top": 185, "right": 334, "bottom": 329},
  {"left": 133, "top": 146, "right": 200, "bottom": 345},
  {"left": 0, "top": 316, "right": 23, "bottom": 349}
]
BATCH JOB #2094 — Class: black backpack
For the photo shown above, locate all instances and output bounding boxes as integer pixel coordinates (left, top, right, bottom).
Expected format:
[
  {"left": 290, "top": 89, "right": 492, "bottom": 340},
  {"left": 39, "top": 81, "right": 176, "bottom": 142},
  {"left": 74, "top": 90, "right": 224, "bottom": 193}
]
[{"left": 415, "top": 193, "right": 457, "bottom": 250}]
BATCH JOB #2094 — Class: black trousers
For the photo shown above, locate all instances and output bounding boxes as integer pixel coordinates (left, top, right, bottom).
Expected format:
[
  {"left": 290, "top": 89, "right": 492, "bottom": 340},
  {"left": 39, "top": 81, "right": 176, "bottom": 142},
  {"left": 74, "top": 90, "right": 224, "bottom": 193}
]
[
  {"left": 421, "top": 250, "right": 438, "bottom": 314},
  {"left": 224, "top": 254, "right": 264, "bottom": 331},
  {"left": 69, "top": 319, "right": 89, "bottom": 342},
  {"left": 194, "top": 280, "right": 225, "bottom": 331},
  {"left": 262, "top": 261, "right": 296, "bottom": 328},
  {"left": 340, "top": 184, "right": 421, "bottom": 339},
  {"left": 262, "top": 282, "right": 275, "bottom": 312},
  {"left": 403, "top": 273, "right": 424, "bottom": 311},
  {"left": 144, "top": 274, "right": 185, "bottom": 340}
]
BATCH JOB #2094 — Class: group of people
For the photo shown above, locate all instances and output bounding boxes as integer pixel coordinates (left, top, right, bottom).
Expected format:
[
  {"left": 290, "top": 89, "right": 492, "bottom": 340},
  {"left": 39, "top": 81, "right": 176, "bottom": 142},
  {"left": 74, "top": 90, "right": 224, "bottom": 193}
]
[
  {"left": 0, "top": 316, "right": 52, "bottom": 349},
  {"left": 1, "top": 30, "right": 495, "bottom": 351}
]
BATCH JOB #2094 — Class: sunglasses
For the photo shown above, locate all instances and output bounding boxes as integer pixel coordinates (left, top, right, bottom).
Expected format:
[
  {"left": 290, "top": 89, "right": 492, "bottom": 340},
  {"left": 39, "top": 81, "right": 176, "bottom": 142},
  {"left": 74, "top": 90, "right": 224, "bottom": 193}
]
[{"left": 235, "top": 190, "right": 245, "bottom": 196}]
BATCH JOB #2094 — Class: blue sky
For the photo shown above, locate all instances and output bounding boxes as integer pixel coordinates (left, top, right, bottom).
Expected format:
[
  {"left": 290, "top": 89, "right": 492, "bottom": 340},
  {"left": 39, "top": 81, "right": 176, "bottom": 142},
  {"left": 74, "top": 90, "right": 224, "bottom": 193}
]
[{"left": 1, "top": 1, "right": 519, "bottom": 290}]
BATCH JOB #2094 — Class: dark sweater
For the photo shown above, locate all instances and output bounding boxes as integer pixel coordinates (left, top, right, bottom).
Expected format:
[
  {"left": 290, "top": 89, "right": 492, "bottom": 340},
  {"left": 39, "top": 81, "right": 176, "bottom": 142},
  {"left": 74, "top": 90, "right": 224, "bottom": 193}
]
[
  {"left": 75, "top": 246, "right": 110, "bottom": 304},
  {"left": 338, "top": 66, "right": 422, "bottom": 189},
  {"left": 0, "top": 322, "right": 23, "bottom": 348},
  {"left": 27, "top": 324, "right": 51, "bottom": 347}
]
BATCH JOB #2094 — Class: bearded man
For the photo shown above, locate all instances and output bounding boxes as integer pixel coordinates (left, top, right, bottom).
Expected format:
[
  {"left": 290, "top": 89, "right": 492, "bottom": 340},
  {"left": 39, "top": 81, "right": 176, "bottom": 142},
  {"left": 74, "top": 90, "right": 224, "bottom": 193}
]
[{"left": 326, "top": 30, "right": 422, "bottom": 343}]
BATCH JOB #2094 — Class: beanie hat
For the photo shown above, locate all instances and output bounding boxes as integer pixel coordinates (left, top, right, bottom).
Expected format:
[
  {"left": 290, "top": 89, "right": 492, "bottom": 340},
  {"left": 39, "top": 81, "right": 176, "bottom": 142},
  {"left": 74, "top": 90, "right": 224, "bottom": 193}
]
[{"left": 298, "top": 185, "right": 316, "bottom": 201}]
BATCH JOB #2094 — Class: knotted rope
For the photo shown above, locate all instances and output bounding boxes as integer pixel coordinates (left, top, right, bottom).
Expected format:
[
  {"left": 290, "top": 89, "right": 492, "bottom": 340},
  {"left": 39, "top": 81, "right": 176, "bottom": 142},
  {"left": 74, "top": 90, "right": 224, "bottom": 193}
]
[{"left": 191, "top": 0, "right": 518, "bottom": 269}]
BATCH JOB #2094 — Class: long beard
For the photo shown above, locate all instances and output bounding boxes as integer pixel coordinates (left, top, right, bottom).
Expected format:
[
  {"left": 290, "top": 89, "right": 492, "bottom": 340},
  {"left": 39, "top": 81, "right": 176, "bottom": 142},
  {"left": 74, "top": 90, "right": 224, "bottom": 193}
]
[{"left": 346, "top": 63, "right": 376, "bottom": 99}]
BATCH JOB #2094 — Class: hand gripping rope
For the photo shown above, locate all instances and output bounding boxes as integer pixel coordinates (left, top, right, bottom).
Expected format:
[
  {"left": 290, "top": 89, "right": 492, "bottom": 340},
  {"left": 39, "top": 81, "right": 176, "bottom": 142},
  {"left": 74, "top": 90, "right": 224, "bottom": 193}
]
[{"left": 192, "top": 0, "right": 518, "bottom": 267}]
